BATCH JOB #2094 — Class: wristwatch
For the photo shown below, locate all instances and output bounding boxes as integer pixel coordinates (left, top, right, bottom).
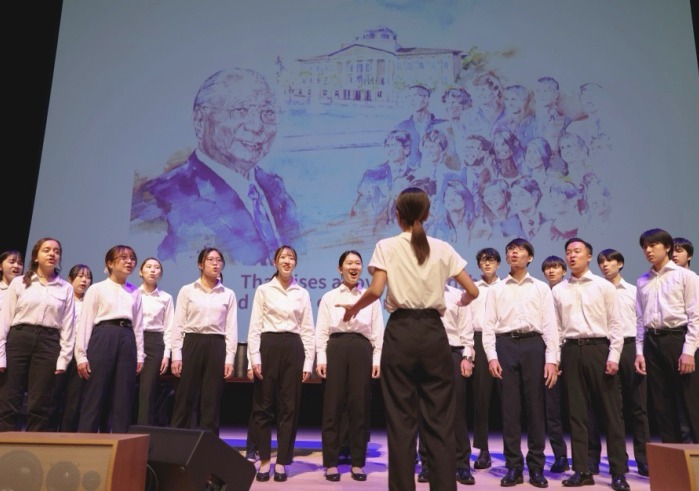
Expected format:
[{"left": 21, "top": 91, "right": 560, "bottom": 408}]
[{"left": 462, "top": 354, "right": 474, "bottom": 363}]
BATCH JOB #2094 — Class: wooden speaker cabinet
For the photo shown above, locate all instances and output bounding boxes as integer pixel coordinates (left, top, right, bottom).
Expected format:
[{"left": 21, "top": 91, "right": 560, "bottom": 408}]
[
  {"left": 646, "top": 443, "right": 698, "bottom": 491},
  {"left": 0, "top": 432, "right": 149, "bottom": 491}
]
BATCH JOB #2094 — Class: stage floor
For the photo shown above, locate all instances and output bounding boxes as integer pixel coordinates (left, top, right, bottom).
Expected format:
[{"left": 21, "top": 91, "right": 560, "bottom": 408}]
[{"left": 220, "top": 426, "right": 652, "bottom": 490}]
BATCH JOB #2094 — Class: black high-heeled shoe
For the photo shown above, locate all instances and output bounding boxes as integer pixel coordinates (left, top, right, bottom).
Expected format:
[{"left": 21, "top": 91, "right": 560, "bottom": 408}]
[{"left": 351, "top": 469, "right": 367, "bottom": 481}]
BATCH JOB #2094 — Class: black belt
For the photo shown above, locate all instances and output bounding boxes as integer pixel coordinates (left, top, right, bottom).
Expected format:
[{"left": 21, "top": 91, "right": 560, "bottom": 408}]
[
  {"left": 451, "top": 346, "right": 464, "bottom": 353},
  {"left": 496, "top": 330, "right": 541, "bottom": 339},
  {"left": 623, "top": 337, "right": 635, "bottom": 345},
  {"left": 330, "top": 332, "right": 366, "bottom": 339},
  {"left": 95, "top": 318, "right": 132, "bottom": 328},
  {"left": 12, "top": 324, "right": 58, "bottom": 333},
  {"left": 565, "top": 337, "right": 609, "bottom": 346},
  {"left": 646, "top": 325, "right": 687, "bottom": 336},
  {"left": 391, "top": 308, "right": 440, "bottom": 320}
]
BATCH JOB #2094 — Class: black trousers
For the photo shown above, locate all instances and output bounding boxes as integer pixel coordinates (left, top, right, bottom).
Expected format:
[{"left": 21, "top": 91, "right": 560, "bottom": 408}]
[
  {"left": 78, "top": 323, "right": 137, "bottom": 433},
  {"left": 380, "top": 309, "right": 456, "bottom": 491},
  {"left": 588, "top": 339, "right": 650, "bottom": 464},
  {"left": 49, "top": 357, "right": 84, "bottom": 431},
  {"left": 0, "top": 325, "right": 60, "bottom": 432},
  {"left": 138, "top": 331, "right": 166, "bottom": 425},
  {"left": 561, "top": 340, "right": 628, "bottom": 475},
  {"left": 470, "top": 331, "right": 495, "bottom": 450},
  {"left": 251, "top": 332, "right": 304, "bottom": 465},
  {"left": 495, "top": 334, "right": 546, "bottom": 471},
  {"left": 171, "top": 333, "right": 225, "bottom": 435},
  {"left": 644, "top": 331, "right": 699, "bottom": 443},
  {"left": 418, "top": 348, "right": 472, "bottom": 471},
  {"left": 321, "top": 333, "right": 373, "bottom": 468},
  {"left": 545, "top": 375, "right": 568, "bottom": 459}
]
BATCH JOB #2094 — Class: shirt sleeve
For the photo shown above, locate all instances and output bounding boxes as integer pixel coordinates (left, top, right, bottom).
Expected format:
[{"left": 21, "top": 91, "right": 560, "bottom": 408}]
[
  {"left": 171, "top": 287, "right": 189, "bottom": 362},
  {"left": 247, "top": 287, "right": 265, "bottom": 366},
  {"left": 482, "top": 286, "right": 499, "bottom": 362},
  {"left": 56, "top": 284, "right": 76, "bottom": 371},
  {"left": 369, "top": 299, "right": 385, "bottom": 366},
  {"left": 224, "top": 290, "right": 238, "bottom": 365},
  {"left": 682, "top": 271, "right": 699, "bottom": 355},
  {"left": 457, "top": 298, "right": 474, "bottom": 360},
  {"left": 162, "top": 294, "right": 175, "bottom": 359},
  {"left": 540, "top": 285, "right": 559, "bottom": 365},
  {"left": 0, "top": 281, "right": 20, "bottom": 368},
  {"left": 605, "top": 282, "right": 623, "bottom": 365},
  {"left": 299, "top": 290, "right": 316, "bottom": 373},
  {"left": 132, "top": 290, "right": 145, "bottom": 364},
  {"left": 74, "top": 286, "right": 98, "bottom": 366},
  {"left": 314, "top": 293, "right": 332, "bottom": 366}
]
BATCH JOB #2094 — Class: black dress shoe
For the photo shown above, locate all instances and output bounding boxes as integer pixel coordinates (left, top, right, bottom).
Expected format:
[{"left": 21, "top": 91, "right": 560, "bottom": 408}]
[
  {"left": 529, "top": 469, "right": 548, "bottom": 488},
  {"left": 474, "top": 449, "right": 492, "bottom": 469},
  {"left": 417, "top": 467, "right": 430, "bottom": 483},
  {"left": 273, "top": 471, "right": 288, "bottom": 482},
  {"left": 456, "top": 467, "right": 475, "bottom": 485},
  {"left": 588, "top": 461, "right": 600, "bottom": 475},
  {"left": 562, "top": 472, "right": 595, "bottom": 487},
  {"left": 325, "top": 472, "right": 341, "bottom": 482},
  {"left": 611, "top": 474, "right": 630, "bottom": 491},
  {"left": 637, "top": 461, "right": 649, "bottom": 477},
  {"left": 245, "top": 449, "right": 257, "bottom": 462},
  {"left": 549, "top": 456, "right": 570, "bottom": 473},
  {"left": 351, "top": 470, "right": 367, "bottom": 481},
  {"left": 255, "top": 471, "right": 270, "bottom": 482},
  {"left": 500, "top": 468, "right": 523, "bottom": 487}
]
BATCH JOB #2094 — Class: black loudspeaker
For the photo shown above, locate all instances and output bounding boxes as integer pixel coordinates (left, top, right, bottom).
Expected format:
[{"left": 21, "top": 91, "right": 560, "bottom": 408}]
[
  {"left": 0, "top": 432, "right": 149, "bottom": 491},
  {"left": 129, "top": 426, "right": 255, "bottom": 491}
]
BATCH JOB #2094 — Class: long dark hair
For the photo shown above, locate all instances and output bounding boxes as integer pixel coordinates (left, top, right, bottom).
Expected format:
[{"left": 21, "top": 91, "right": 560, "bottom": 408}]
[
  {"left": 396, "top": 187, "right": 430, "bottom": 265},
  {"left": 23, "top": 237, "right": 62, "bottom": 288}
]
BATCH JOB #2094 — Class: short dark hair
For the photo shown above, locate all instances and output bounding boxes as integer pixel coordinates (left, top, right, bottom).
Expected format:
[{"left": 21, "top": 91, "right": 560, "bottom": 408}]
[
  {"left": 673, "top": 237, "right": 694, "bottom": 258},
  {"left": 506, "top": 238, "right": 534, "bottom": 258},
  {"left": 476, "top": 247, "right": 501, "bottom": 264},
  {"left": 541, "top": 255, "right": 566, "bottom": 273},
  {"left": 639, "top": 228, "right": 673, "bottom": 258},
  {"left": 565, "top": 237, "right": 593, "bottom": 256},
  {"left": 597, "top": 248, "right": 624, "bottom": 269}
]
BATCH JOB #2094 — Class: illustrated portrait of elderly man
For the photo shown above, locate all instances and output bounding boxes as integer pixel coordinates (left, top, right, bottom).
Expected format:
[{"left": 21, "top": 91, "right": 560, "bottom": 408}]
[{"left": 130, "top": 67, "right": 301, "bottom": 265}]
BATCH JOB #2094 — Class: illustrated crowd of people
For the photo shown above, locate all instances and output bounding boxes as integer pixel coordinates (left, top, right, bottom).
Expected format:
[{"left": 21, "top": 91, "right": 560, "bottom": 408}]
[
  {"left": 351, "top": 75, "right": 613, "bottom": 250},
  {"left": 1, "top": 192, "right": 697, "bottom": 491}
]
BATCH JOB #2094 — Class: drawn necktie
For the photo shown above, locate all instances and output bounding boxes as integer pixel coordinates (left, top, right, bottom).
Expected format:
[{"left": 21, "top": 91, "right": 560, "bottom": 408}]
[{"left": 248, "top": 183, "right": 278, "bottom": 255}]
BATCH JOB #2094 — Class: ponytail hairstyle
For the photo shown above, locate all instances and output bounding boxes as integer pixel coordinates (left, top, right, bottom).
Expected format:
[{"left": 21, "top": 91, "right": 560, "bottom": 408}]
[
  {"left": 395, "top": 187, "right": 431, "bottom": 265},
  {"left": 23, "top": 237, "right": 63, "bottom": 288},
  {"left": 272, "top": 245, "right": 297, "bottom": 278}
]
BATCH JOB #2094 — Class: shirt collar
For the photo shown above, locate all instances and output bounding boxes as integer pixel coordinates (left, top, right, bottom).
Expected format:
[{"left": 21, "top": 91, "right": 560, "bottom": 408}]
[
  {"left": 138, "top": 285, "right": 161, "bottom": 297},
  {"left": 504, "top": 272, "right": 534, "bottom": 285},
  {"left": 568, "top": 269, "right": 595, "bottom": 284},
  {"left": 339, "top": 282, "right": 362, "bottom": 294},
  {"left": 649, "top": 260, "right": 680, "bottom": 277},
  {"left": 194, "top": 278, "right": 224, "bottom": 293}
]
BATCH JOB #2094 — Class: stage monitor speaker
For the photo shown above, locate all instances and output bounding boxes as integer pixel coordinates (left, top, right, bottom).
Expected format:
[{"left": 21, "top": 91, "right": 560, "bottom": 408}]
[
  {"left": 646, "top": 443, "right": 698, "bottom": 491},
  {"left": 129, "top": 425, "right": 255, "bottom": 491},
  {"left": 0, "top": 432, "right": 149, "bottom": 491}
]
